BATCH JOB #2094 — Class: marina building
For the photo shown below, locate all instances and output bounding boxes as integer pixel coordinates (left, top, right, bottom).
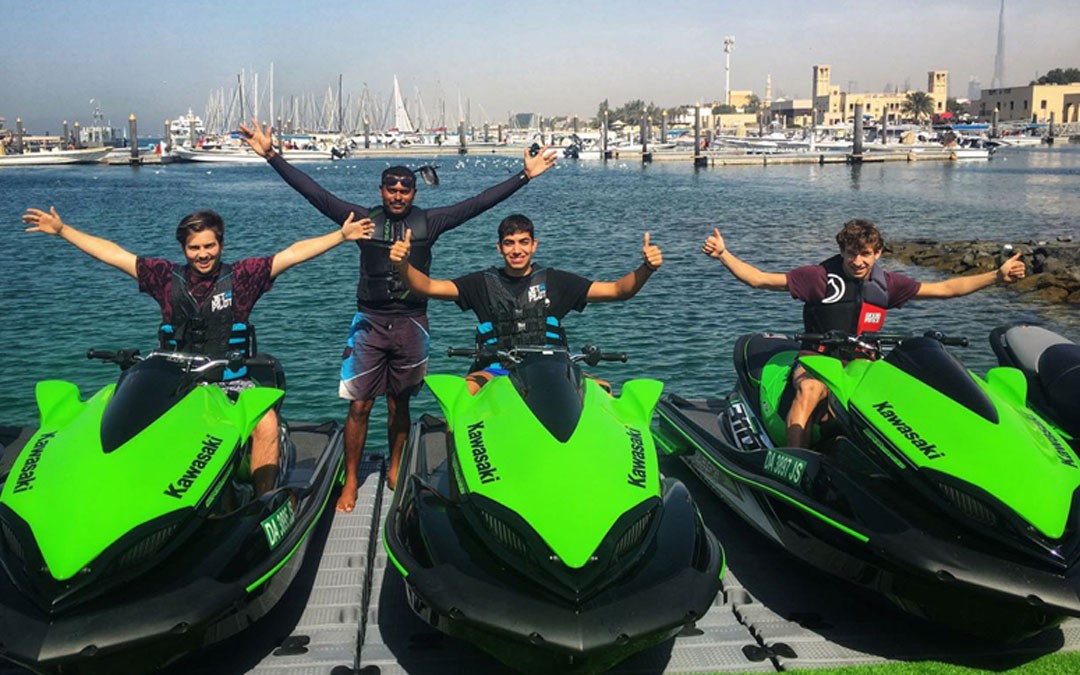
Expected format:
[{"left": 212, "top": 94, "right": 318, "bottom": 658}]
[
  {"left": 767, "top": 99, "right": 814, "bottom": 128},
  {"left": 812, "top": 65, "right": 949, "bottom": 125},
  {"left": 976, "top": 83, "right": 1080, "bottom": 123}
]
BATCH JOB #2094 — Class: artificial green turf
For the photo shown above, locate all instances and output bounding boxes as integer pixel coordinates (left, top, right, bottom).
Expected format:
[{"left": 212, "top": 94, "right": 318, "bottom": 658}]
[{"left": 779, "top": 650, "right": 1080, "bottom": 674}]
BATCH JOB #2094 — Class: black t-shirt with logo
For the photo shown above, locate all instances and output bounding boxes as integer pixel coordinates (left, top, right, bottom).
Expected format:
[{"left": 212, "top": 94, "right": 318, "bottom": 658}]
[{"left": 452, "top": 266, "right": 592, "bottom": 326}]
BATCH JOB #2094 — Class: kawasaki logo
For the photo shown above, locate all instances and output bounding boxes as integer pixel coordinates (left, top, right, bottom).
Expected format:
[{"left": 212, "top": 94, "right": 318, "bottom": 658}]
[
  {"left": 164, "top": 435, "right": 223, "bottom": 499},
  {"left": 467, "top": 422, "right": 500, "bottom": 484},
  {"left": 626, "top": 427, "right": 648, "bottom": 488},
  {"left": 1026, "top": 413, "right": 1076, "bottom": 468},
  {"left": 871, "top": 401, "right": 945, "bottom": 460},
  {"left": 13, "top": 432, "right": 56, "bottom": 493}
]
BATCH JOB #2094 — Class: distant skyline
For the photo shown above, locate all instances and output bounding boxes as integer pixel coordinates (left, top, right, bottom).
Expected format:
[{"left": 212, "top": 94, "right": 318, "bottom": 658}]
[{"left": 3, "top": 0, "right": 1079, "bottom": 133}]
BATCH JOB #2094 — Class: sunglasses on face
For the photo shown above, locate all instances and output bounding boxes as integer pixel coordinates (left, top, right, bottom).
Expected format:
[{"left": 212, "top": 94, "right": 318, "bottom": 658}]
[{"left": 381, "top": 175, "right": 416, "bottom": 190}]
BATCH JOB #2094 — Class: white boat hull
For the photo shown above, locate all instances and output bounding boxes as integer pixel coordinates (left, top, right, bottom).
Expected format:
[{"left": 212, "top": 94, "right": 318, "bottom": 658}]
[
  {"left": 173, "top": 147, "right": 332, "bottom": 163},
  {"left": 948, "top": 148, "right": 992, "bottom": 160},
  {"left": 0, "top": 147, "right": 111, "bottom": 166}
]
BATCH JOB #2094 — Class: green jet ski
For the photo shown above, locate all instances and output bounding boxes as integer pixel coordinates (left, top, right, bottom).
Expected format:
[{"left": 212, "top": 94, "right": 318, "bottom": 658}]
[
  {"left": 656, "top": 329, "right": 1080, "bottom": 641},
  {"left": 384, "top": 345, "right": 724, "bottom": 674},
  {"left": 0, "top": 347, "right": 344, "bottom": 673}
]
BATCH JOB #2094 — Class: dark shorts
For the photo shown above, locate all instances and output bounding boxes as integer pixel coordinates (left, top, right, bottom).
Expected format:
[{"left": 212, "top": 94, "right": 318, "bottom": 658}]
[{"left": 339, "top": 312, "right": 430, "bottom": 401}]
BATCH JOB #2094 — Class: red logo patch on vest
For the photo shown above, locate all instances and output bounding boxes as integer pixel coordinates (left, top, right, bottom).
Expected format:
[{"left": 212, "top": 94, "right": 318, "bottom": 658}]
[{"left": 857, "top": 302, "right": 887, "bottom": 334}]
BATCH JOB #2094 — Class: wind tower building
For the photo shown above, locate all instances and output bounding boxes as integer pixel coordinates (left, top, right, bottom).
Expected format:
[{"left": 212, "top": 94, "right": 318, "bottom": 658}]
[{"left": 928, "top": 71, "right": 949, "bottom": 116}]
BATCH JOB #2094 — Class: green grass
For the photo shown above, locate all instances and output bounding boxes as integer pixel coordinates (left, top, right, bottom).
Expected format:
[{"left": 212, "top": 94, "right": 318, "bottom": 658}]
[{"left": 781, "top": 651, "right": 1080, "bottom": 675}]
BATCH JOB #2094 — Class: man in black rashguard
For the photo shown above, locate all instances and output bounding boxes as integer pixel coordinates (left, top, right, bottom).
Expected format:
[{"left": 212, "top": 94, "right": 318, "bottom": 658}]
[
  {"left": 388, "top": 213, "right": 664, "bottom": 394},
  {"left": 240, "top": 120, "right": 557, "bottom": 509}
]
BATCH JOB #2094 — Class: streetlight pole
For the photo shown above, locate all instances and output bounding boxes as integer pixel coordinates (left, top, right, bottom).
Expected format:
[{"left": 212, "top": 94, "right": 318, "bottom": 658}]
[{"left": 723, "top": 36, "right": 736, "bottom": 106}]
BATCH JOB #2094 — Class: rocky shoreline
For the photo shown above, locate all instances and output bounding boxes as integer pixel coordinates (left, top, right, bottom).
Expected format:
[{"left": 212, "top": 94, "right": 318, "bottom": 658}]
[{"left": 885, "top": 237, "right": 1080, "bottom": 304}]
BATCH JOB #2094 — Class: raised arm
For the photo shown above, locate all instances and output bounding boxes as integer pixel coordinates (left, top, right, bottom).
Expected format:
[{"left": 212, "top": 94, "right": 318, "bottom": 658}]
[
  {"left": 239, "top": 118, "right": 365, "bottom": 226},
  {"left": 523, "top": 145, "right": 558, "bottom": 180},
  {"left": 586, "top": 232, "right": 661, "bottom": 302},
  {"left": 703, "top": 228, "right": 788, "bottom": 291},
  {"left": 425, "top": 146, "right": 559, "bottom": 235},
  {"left": 916, "top": 251, "right": 1025, "bottom": 298},
  {"left": 239, "top": 118, "right": 275, "bottom": 158},
  {"left": 270, "top": 212, "right": 375, "bottom": 279},
  {"left": 23, "top": 207, "right": 137, "bottom": 278},
  {"left": 389, "top": 229, "right": 460, "bottom": 300}
]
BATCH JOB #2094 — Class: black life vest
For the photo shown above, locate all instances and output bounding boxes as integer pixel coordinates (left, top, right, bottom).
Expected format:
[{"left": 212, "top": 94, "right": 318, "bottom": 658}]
[
  {"left": 802, "top": 254, "right": 889, "bottom": 343},
  {"left": 474, "top": 267, "right": 567, "bottom": 350},
  {"left": 158, "top": 263, "right": 253, "bottom": 365},
  {"left": 356, "top": 206, "right": 430, "bottom": 306}
]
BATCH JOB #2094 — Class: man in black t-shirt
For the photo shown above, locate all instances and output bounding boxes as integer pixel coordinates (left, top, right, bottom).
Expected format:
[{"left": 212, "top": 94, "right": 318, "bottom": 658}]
[
  {"left": 240, "top": 120, "right": 557, "bottom": 504},
  {"left": 389, "top": 213, "right": 663, "bottom": 393}
]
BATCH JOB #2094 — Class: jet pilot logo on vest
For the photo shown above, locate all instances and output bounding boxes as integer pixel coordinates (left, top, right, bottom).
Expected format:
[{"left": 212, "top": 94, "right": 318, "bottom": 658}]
[
  {"left": 527, "top": 283, "right": 547, "bottom": 303},
  {"left": 211, "top": 290, "right": 232, "bottom": 312},
  {"left": 823, "top": 274, "right": 845, "bottom": 304}
]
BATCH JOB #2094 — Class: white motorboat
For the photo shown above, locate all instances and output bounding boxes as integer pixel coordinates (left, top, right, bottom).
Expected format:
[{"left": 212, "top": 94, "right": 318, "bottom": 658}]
[
  {"left": 168, "top": 109, "right": 207, "bottom": 149},
  {"left": 994, "top": 135, "right": 1043, "bottom": 148},
  {"left": 172, "top": 146, "right": 332, "bottom": 163},
  {"left": 0, "top": 146, "right": 111, "bottom": 166},
  {"left": 948, "top": 146, "right": 993, "bottom": 160}
]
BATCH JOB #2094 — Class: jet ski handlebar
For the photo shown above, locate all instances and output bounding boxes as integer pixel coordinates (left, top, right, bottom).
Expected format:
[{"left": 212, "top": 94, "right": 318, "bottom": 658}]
[
  {"left": 579, "top": 344, "right": 629, "bottom": 366},
  {"left": 794, "top": 330, "right": 969, "bottom": 355},
  {"left": 87, "top": 349, "right": 257, "bottom": 375},
  {"left": 87, "top": 348, "right": 143, "bottom": 369},
  {"left": 446, "top": 344, "right": 629, "bottom": 366}
]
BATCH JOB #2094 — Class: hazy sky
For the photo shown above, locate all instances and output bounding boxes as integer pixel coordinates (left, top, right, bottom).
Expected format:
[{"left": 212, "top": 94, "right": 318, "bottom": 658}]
[{"left": 3, "top": 0, "right": 1078, "bottom": 133}]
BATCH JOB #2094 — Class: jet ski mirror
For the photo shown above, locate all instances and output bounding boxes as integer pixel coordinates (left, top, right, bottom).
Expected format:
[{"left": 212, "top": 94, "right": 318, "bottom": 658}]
[{"left": 418, "top": 165, "right": 439, "bottom": 186}]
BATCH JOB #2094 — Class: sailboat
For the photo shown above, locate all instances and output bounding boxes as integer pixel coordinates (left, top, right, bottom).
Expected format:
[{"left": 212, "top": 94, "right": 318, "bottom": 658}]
[
  {"left": 389, "top": 75, "right": 415, "bottom": 133},
  {"left": 375, "top": 75, "right": 420, "bottom": 146}
]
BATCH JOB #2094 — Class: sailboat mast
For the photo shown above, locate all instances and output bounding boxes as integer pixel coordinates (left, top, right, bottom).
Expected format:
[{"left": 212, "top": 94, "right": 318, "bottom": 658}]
[{"left": 238, "top": 70, "right": 245, "bottom": 127}]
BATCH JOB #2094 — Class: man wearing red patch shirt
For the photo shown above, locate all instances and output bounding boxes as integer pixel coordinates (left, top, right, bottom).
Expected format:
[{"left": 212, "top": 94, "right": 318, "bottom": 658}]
[
  {"left": 22, "top": 206, "right": 374, "bottom": 495},
  {"left": 702, "top": 219, "right": 1025, "bottom": 449}
]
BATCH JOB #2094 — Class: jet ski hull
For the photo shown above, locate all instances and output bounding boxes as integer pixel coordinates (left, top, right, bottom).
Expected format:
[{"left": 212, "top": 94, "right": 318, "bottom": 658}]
[
  {"left": 657, "top": 394, "right": 1080, "bottom": 642},
  {"left": 0, "top": 421, "right": 344, "bottom": 672},
  {"left": 385, "top": 413, "right": 724, "bottom": 674}
]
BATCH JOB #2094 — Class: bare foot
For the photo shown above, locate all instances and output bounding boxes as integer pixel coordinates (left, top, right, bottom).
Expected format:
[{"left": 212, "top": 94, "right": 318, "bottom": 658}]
[{"left": 336, "top": 477, "right": 358, "bottom": 512}]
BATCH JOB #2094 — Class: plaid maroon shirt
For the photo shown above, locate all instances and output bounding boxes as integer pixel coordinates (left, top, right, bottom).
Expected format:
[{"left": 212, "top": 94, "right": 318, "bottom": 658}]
[{"left": 136, "top": 256, "right": 274, "bottom": 323}]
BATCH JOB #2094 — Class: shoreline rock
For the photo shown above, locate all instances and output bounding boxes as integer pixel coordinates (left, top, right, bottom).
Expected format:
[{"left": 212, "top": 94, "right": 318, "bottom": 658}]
[{"left": 885, "top": 237, "right": 1080, "bottom": 304}]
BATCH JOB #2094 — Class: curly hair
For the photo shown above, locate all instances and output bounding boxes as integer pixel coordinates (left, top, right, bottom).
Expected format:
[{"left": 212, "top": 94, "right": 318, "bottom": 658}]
[{"left": 835, "top": 219, "right": 883, "bottom": 253}]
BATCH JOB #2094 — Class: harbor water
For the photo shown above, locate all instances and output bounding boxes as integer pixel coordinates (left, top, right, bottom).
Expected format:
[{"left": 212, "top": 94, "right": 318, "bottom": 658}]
[{"left": 1, "top": 147, "right": 1078, "bottom": 429}]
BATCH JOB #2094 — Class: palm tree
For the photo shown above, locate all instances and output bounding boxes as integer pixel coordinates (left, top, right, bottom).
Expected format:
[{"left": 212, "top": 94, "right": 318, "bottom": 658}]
[{"left": 902, "top": 92, "right": 935, "bottom": 125}]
